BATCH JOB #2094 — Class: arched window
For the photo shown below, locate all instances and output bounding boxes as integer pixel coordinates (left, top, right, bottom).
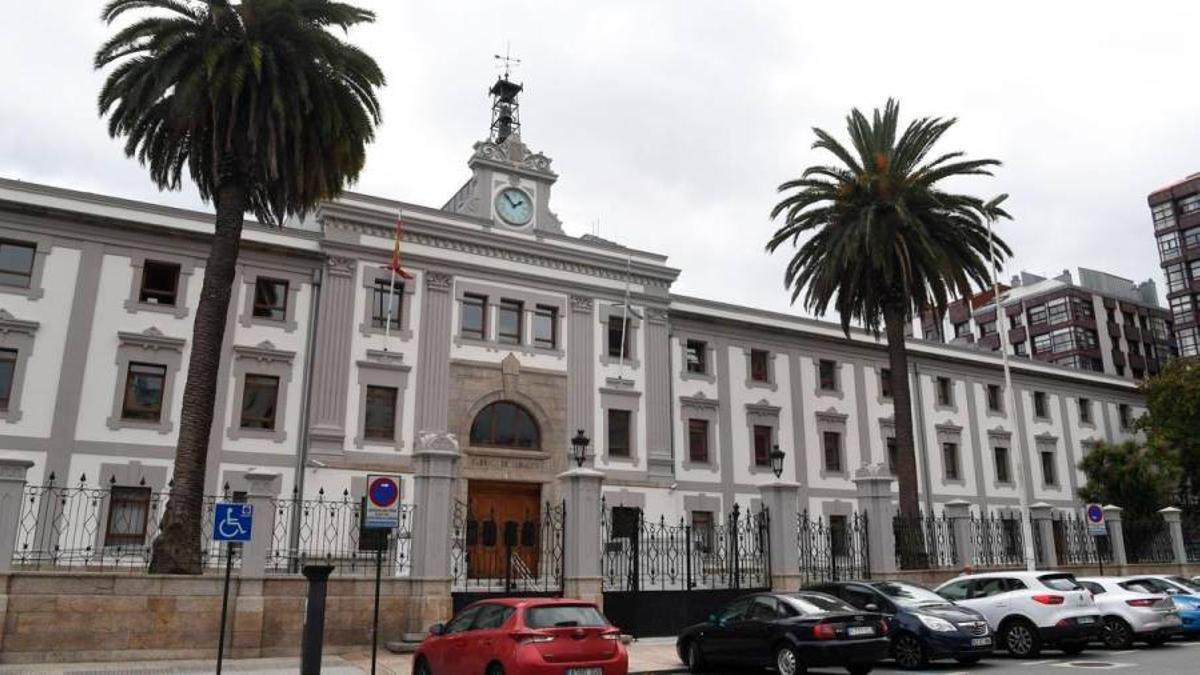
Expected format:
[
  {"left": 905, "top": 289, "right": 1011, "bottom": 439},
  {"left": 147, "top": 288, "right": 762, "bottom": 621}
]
[{"left": 470, "top": 401, "right": 540, "bottom": 449}]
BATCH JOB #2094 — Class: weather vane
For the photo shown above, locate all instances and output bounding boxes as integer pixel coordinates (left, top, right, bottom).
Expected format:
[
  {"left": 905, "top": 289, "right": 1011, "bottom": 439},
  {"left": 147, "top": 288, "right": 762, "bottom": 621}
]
[{"left": 494, "top": 42, "right": 520, "bottom": 80}]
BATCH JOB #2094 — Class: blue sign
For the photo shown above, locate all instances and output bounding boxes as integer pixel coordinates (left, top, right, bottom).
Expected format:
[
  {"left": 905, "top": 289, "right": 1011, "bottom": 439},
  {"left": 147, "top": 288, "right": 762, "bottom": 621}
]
[
  {"left": 213, "top": 503, "right": 254, "bottom": 542},
  {"left": 364, "top": 474, "right": 401, "bottom": 529},
  {"left": 1085, "top": 503, "right": 1106, "bottom": 536}
]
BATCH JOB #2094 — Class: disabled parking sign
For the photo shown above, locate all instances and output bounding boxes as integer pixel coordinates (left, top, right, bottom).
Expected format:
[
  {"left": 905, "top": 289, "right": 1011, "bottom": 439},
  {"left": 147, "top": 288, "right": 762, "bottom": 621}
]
[{"left": 213, "top": 503, "right": 254, "bottom": 542}]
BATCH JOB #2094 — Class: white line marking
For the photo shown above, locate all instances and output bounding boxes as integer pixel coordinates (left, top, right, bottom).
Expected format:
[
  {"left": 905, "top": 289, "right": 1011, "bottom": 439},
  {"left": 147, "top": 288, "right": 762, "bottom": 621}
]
[
  {"left": 1110, "top": 649, "right": 1137, "bottom": 654},
  {"left": 1026, "top": 659, "right": 1064, "bottom": 666}
]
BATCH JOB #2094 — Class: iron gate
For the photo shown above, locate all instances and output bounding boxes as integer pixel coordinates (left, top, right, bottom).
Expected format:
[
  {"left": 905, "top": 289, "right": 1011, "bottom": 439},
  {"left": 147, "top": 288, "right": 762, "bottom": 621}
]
[
  {"left": 449, "top": 499, "right": 564, "bottom": 611},
  {"left": 600, "top": 502, "right": 771, "bottom": 637},
  {"left": 796, "top": 510, "right": 870, "bottom": 585}
]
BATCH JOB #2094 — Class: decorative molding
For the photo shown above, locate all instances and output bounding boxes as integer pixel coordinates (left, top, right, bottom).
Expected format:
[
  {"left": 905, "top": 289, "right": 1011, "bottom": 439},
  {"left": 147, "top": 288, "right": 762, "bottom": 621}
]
[
  {"left": 935, "top": 422, "right": 964, "bottom": 434},
  {"left": 327, "top": 256, "right": 355, "bottom": 277},
  {"left": 645, "top": 307, "right": 670, "bottom": 323},
  {"left": 425, "top": 271, "right": 453, "bottom": 291},
  {"left": 364, "top": 348, "right": 405, "bottom": 365},
  {"left": 416, "top": 431, "right": 461, "bottom": 453},
  {"left": 0, "top": 310, "right": 39, "bottom": 337},
  {"left": 986, "top": 426, "right": 1013, "bottom": 439},
  {"left": 570, "top": 295, "right": 594, "bottom": 312},
  {"left": 117, "top": 327, "right": 185, "bottom": 353},
  {"left": 745, "top": 400, "right": 782, "bottom": 420},
  {"left": 814, "top": 407, "right": 849, "bottom": 423},
  {"left": 680, "top": 392, "right": 720, "bottom": 413},
  {"left": 232, "top": 340, "right": 296, "bottom": 365},
  {"left": 604, "top": 376, "right": 635, "bottom": 389}
]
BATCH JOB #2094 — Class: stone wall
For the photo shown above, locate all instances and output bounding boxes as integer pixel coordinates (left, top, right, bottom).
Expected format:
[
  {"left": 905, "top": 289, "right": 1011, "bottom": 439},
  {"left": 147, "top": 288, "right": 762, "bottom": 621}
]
[{"left": 0, "top": 572, "right": 448, "bottom": 664}]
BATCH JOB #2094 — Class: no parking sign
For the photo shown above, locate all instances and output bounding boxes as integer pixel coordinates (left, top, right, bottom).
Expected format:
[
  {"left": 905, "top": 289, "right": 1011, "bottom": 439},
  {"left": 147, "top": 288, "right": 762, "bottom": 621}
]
[
  {"left": 364, "top": 474, "right": 401, "bottom": 529},
  {"left": 1085, "top": 503, "right": 1106, "bottom": 536}
]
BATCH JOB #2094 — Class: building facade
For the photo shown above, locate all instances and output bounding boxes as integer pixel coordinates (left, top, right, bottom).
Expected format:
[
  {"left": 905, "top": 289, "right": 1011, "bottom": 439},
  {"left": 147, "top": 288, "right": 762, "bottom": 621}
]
[
  {"left": 0, "top": 83, "right": 1149, "bottom": 556},
  {"left": 1149, "top": 172, "right": 1200, "bottom": 357}
]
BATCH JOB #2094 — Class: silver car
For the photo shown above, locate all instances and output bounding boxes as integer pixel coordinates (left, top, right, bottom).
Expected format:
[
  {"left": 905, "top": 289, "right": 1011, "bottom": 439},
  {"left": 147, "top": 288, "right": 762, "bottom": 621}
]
[{"left": 1075, "top": 577, "right": 1181, "bottom": 648}]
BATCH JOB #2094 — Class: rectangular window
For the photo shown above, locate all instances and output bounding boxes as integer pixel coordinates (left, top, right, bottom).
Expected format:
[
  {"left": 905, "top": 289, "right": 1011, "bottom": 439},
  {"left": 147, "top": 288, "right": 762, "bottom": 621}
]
[
  {"left": 692, "top": 511, "right": 714, "bottom": 554},
  {"left": 1158, "top": 232, "right": 1181, "bottom": 261},
  {"left": 1190, "top": 259, "right": 1200, "bottom": 284},
  {"left": 886, "top": 437, "right": 898, "bottom": 475},
  {"left": 688, "top": 419, "right": 709, "bottom": 463},
  {"left": 0, "top": 348, "right": 16, "bottom": 411},
  {"left": 240, "top": 374, "right": 280, "bottom": 430},
  {"left": 753, "top": 424, "right": 772, "bottom": 467},
  {"left": 1013, "top": 341, "right": 1028, "bottom": 357},
  {"left": 497, "top": 299, "right": 523, "bottom": 345},
  {"left": 994, "top": 446, "right": 1011, "bottom": 484},
  {"left": 1183, "top": 226, "right": 1200, "bottom": 250},
  {"left": 1152, "top": 201, "right": 1176, "bottom": 230},
  {"left": 880, "top": 368, "right": 892, "bottom": 398},
  {"left": 822, "top": 431, "right": 842, "bottom": 473},
  {"left": 1127, "top": 339, "right": 1141, "bottom": 355},
  {"left": 749, "top": 349, "right": 770, "bottom": 383},
  {"left": 370, "top": 279, "right": 404, "bottom": 330},
  {"left": 1169, "top": 296, "right": 1191, "bottom": 324},
  {"left": 104, "top": 486, "right": 152, "bottom": 547},
  {"left": 608, "top": 409, "right": 632, "bottom": 458},
  {"left": 1033, "top": 391, "right": 1048, "bottom": 418},
  {"left": 943, "top": 442, "right": 960, "bottom": 481},
  {"left": 1010, "top": 312, "right": 1024, "bottom": 328},
  {"left": 461, "top": 294, "right": 487, "bottom": 340},
  {"left": 818, "top": 359, "right": 837, "bottom": 391},
  {"left": 139, "top": 261, "right": 181, "bottom": 305},
  {"left": 363, "top": 385, "right": 397, "bottom": 440},
  {"left": 1028, "top": 304, "right": 1048, "bottom": 325},
  {"left": 0, "top": 240, "right": 36, "bottom": 289},
  {"left": 1119, "top": 404, "right": 1132, "bottom": 430},
  {"left": 1078, "top": 398, "right": 1092, "bottom": 424},
  {"left": 607, "top": 316, "right": 631, "bottom": 358},
  {"left": 936, "top": 376, "right": 953, "bottom": 406},
  {"left": 685, "top": 340, "right": 707, "bottom": 374},
  {"left": 1180, "top": 326, "right": 1200, "bottom": 357},
  {"left": 1046, "top": 297, "right": 1070, "bottom": 324},
  {"left": 1180, "top": 193, "right": 1200, "bottom": 215},
  {"left": 979, "top": 319, "right": 997, "bottom": 336},
  {"left": 120, "top": 362, "right": 167, "bottom": 421},
  {"left": 985, "top": 384, "right": 1002, "bottom": 412},
  {"left": 1166, "top": 264, "right": 1187, "bottom": 293},
  {"left": 533, "top": 305, "right": 557, "bottom": 349},
  {"left": 251, "top": 278, "right": 289, "bottom": 321},
  {"left": 1041, "top": 449, "right": 1057, "bottom": 486},
  {"left": 953, "top": 321, "right": 971, "bottom": 338}
]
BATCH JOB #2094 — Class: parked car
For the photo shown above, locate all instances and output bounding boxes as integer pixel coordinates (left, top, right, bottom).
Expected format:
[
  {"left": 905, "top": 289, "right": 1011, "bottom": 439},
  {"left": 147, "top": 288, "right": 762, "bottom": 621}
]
[
  {"left": 1074, "top": 577, "right": 1182, "bottom": 648},
  {"left": 414, "top": 598, "right": 628, "bottom": 675},
  {"left": 1120, "top": 575, "right": 1200, "bottom": 637},
  {"left": 934, "top": 571, "right": 1100, "bottom": 658},
  {"left": 676, "top": 591, "right": 889, "bottom": 675},
  {"left": 807, "top": 580, "right": 993, "bottom": 669}
]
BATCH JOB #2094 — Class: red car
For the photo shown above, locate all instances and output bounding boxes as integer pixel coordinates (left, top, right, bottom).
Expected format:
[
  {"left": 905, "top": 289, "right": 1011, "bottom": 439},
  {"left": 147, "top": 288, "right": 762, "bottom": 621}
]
[{"left": 413, "top": 597, "right": 629, "bottom": 675}]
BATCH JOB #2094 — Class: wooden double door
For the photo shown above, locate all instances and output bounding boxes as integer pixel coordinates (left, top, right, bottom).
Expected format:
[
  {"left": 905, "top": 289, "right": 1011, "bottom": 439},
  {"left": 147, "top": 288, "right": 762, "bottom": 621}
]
[{"left": 466, "top": 480, "right": 543, "bottom": 579}]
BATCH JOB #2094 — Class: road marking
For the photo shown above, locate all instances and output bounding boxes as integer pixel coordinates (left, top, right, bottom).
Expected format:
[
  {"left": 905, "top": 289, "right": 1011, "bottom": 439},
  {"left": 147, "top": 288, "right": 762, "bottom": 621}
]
[
  {"left": 1110, "top": 649, "right": 1137, "bottom": 655},
  {"left": 1026, "top": 659, "right": 1065, "bottom": 666},
  {"left": 1051, "top": 661, "right": 1134, "bottom": 670}
]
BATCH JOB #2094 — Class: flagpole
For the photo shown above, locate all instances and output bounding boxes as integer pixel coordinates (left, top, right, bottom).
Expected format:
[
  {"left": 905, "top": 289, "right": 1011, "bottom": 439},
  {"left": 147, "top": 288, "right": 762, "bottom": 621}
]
[
  {"left": 618, "top": 254, "right": 631, "bottom": 380},
  {"left": 384, "top": 264, "right": 397, "bottom": 350}
]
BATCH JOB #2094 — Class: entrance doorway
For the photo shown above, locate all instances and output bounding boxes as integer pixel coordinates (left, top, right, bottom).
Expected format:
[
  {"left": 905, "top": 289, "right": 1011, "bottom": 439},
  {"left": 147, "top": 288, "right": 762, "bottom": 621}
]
[{"left": 466, "top": 480, "right": 542, "bottom": 579}]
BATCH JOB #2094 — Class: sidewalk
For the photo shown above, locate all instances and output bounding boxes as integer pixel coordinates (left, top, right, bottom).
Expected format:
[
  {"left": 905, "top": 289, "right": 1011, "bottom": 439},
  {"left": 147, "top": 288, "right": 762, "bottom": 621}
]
[{"left": 0, "top": 638, "right": 686, "bottom": 674}]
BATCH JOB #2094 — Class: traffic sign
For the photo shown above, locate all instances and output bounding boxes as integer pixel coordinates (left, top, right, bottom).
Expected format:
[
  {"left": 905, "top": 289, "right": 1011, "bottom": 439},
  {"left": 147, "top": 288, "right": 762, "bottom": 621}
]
[
  {"left": 364, "top": 474, "right": 401, "bottom": 529},
  {"left": 213, "top": 503, "right": 254, "bottom": 542},
  {"left": 1085, "top": 503, "right": 1106, "bottom": 536}
]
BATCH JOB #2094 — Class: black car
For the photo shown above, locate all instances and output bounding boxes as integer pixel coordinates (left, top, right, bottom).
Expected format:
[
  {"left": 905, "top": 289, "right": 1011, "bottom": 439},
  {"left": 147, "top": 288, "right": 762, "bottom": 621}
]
[
  {"left": 808, "top": 581, "right": 994, "bottom": 670},
  {"left": 675, "top": 591, "right": 889, "bottom": 675}
]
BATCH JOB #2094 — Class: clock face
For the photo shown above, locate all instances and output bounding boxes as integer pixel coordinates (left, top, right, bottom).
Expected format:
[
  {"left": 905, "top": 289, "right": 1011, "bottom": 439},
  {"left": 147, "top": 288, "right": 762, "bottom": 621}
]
[{"left": 494, "top": 187, "right": 533, "bottom": 226}]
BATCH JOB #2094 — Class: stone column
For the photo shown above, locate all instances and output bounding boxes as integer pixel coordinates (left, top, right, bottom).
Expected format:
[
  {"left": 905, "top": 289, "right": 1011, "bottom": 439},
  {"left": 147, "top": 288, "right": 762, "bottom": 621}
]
[
  {"left": 558, "top": 467, "right": 606, "bottom": 608},
  {"left": 0, "top": 459, "right": 33, "bottom": 573},
  {"left": 241, "top": 472, "right": 280, "bottom": 576},
  {"left": 853, "top": 465, "right": 897, "bottom": 576},
  {"left": 1104, "top": 505, "right": 1127, "bottom": 567},
  {"left": 1029, "top": 503, "right": 1057, "bottom": 568},
  {"left": 1159, "top": 507, "right": 1187, "bottom": 566},
  {"left": 943, "top": 500, "right": 974, "bottom": 570},
  {"left": 758, "top": 482, "right": 801, "bottom": 591},
  {"left": 414, "top": 272, "right": 454, "bottom": 434},
  {"left": 308, "top": 256, "right": 358, "bottom": 453},
  {"left": 643, "top": 308, "right": 674, "bottom": 477},
  {"left": 399, "top": 432, "right": 459, "bottom": 643},
  {"left": 567, "top": 296, "right": 595, "bottom": 456}
]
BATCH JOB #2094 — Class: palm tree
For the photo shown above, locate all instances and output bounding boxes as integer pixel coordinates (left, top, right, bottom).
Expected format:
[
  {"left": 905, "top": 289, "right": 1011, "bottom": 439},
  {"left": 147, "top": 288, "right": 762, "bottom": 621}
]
[
  {"left": 95, "top": 0, "right": 384, "bottom": 574},
  {"left": 767, "top": 100, "right": 1011, "bottom": 520}
]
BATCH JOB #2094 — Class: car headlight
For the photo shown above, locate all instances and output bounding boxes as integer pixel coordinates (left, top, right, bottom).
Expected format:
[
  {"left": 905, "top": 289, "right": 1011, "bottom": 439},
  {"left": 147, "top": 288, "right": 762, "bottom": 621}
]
[{"left": 917, "top": 614, "right": 957, "bottom": 632}]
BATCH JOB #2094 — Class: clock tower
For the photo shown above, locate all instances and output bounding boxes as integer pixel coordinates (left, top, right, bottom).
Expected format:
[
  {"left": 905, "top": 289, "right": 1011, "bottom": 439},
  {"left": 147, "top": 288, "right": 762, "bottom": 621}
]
[{"left": 441, "top": 71, "right": 564, "bottom": 234}]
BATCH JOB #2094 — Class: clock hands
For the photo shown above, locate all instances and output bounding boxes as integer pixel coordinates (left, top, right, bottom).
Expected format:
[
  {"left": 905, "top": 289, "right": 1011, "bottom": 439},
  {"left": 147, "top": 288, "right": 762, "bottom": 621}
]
[{"left": 504, "top": 192, "right": 521, "bottom": 208}]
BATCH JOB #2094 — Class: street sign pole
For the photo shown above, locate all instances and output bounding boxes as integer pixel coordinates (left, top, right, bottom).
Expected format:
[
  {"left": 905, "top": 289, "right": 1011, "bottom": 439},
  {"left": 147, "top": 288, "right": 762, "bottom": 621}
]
[
  {"left": 1085, "top": 503, "right": 1106, "bottom": 576},
  {"left": 370, "top": 532, "right": 388, "bottom": 675},
  {"left": 216, "top": 544, "right": 234, "bottom": 675},
  {"left": 211, "top": 502, "right": 253, "bottom": 675},
  {"left": 363, "top": 474, "right": 400, "bottom": 675}
]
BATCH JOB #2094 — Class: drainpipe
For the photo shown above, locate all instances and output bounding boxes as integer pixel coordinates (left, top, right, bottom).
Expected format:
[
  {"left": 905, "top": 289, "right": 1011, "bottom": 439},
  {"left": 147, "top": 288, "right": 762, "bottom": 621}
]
[
  {"left": 911, "top": 362, "right": 935, "bottom": 515},
  {"left": 291, "top": 265, "right": 323, "bottom": 559},
  {"left": 666, "top": 323, "right": 677, "bottom": 505}
]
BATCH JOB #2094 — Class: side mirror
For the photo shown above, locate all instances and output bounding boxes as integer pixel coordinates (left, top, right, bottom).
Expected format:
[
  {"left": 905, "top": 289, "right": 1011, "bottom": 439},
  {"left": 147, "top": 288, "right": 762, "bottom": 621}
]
[
  {"left": 864, "top": 603, "right": 879, "bottom": 612},
  {"left": 428, "top": 623, "right": 446, "bottom": 636}
]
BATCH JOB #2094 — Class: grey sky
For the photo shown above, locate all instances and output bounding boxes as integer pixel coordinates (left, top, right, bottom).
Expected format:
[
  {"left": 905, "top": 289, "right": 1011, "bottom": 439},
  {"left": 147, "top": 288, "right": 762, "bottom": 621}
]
[{"left": 2, "top": 1, "right": 1197, "bottom": 317}]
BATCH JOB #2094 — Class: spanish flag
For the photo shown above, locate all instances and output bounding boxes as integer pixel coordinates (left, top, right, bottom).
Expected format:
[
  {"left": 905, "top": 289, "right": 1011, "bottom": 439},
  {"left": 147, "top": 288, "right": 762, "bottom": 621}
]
[{"left": 387, "top": 216, "right": 415, "bottom": 280}]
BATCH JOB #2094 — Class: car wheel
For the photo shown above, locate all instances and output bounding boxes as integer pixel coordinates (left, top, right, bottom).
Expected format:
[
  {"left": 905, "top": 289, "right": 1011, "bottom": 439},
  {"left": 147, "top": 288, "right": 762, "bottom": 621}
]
[
  {"left": 774, "top": 644, "right": 806, "bottom": 675},
  {"left": 1102, "top": 617, "right": 1133, "bottom": 649},
  {"left": 684, "top": 640, "right": 708, "bottom": 673},
  {"left": 955, "top": 655, "right": 983, "bottom": 665},
  {"left": 1001, "top": 619, "right": 1042, "bottom": 658},
  {"left": 413, "top": 657, "right": 432, "bottom": 675},
  {"left": 1060, "top": 642, "right": 1087, "bottom": 656},
  {"left": 485, "top": 664, "right": 505, "bottom": 675},
  {"left": 892, "top": 633, "right": 926, "bottom": 670}
]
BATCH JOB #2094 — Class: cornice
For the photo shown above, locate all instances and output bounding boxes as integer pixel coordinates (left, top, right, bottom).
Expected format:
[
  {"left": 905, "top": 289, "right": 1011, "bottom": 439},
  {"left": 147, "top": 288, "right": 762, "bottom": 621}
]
[
  {"left": 117, "top": 327, "right": 184, "bottom": 352},
  {"left": 233, "top": 340, "right": 296, "bottom": 364},
  {"left": 0, "top": 310, "right": 39, "bottom": 337}
]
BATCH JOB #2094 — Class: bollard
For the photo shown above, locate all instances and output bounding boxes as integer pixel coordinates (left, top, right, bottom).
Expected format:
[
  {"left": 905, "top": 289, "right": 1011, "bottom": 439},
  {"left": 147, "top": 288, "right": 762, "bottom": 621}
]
[{"left": 301, "top": 564, "right": 335, "bottom": 675}]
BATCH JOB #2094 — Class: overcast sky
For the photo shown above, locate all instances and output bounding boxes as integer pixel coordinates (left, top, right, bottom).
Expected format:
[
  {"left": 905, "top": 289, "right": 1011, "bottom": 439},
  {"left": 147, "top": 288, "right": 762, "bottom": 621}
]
[{"left": 2, "top": 1, "right": 1198, "bottom": 317}]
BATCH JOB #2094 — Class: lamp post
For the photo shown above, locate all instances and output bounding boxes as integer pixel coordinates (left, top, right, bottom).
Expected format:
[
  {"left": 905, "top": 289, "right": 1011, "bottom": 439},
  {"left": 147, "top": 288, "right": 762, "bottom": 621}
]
[
  {"left": 570, "top": 429, "right": 590, "bottom": 468},
  {"left": 769, "top": 445, "right": 786, "bottom": 479}
]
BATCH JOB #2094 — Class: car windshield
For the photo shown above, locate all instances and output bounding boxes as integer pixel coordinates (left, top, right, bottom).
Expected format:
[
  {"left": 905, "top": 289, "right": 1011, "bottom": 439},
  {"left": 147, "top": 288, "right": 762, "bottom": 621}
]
[
  {"left": 873, "top": 582, "right": 949, "bottom": 607},
  {"left": 1167, "top": 576, "right": 1200, "bottom": 592},
  {"left": 782, "top": 593, "right": 858, "bottom": 615},
  {"left": 1038, "top": 574, "right": 1082, "bottom": 591},
  {"left": 525, "top": 606, "right": 608, "bottom": 629}
]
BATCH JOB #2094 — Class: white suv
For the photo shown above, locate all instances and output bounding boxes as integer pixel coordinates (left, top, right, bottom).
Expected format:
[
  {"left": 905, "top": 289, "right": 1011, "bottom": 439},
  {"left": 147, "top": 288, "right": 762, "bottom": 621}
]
[
  {"left": 934, "top": 571, "right": 1100, "bottom": 658},
  {"left": 1075, "top": 577, "right": 1181, "bottom": 648}
]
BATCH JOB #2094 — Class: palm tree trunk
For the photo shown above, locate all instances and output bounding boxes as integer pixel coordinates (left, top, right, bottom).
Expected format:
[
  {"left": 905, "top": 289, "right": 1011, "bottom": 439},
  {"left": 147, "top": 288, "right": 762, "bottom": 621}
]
[
  {"left": 884, "top": 303, "right": 926, "bottom": 570},
  {"left": 149, "top": 180, "right": 247, "bottom": 574}
]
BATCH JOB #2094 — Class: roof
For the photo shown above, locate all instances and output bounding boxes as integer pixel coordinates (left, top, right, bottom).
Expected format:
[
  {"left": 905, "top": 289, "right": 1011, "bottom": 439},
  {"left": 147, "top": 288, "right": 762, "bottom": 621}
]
[{"left": 465, "top": 597, "right": 599, "bottom": 609}]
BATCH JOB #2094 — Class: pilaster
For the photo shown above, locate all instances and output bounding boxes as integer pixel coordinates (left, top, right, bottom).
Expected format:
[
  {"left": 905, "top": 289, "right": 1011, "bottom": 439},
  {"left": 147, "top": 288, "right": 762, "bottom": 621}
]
[
  {"left": 240, "top": 472, "right": 280, "bottom": 576},
  {"left": 643, "top": 308, "right": 673, "bottom": 476},
  {"left": 558, "top": 467, "right": 605, "bottom": 608},
  {"left": 853, "top": 465, "right": 897, "bottom": 575},
  {"left": 1029, "top": 502, "right": 1057, "bottom": 568},
  {"left": 567, "top": 296, "right": 596, "bottom": 455},
  {"left": 309, "top": 255, "right": 359, "bottom": 452},
  {"left": 1160, "top": 507, "right": 1187, "bottom": 566},
  {"left": 759, "top": 482, "right": 801, "bottom": 590},
  {"left": 404, "top": 432, "right": 459, "bottom": 640},
  {"left": 0, "top": 459, "right": 33, "bottom": 574},
  {"left": 1103, "top": 505, "right": 1127, "bottom": 567},
  {"left": 414, "top": 272, "right": 454, "bottom": 434},
  {"left": 943, "top": 500, "right": 974, "bottom": 569}
]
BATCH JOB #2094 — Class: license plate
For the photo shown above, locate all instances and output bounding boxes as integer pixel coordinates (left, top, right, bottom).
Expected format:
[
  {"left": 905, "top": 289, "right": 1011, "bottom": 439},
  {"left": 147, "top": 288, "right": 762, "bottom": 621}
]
[
  {"left": 567, "top": 669, "right": 602, "bottom": 675},
  {"left": 847, "top": 626, "right": 875, "bottom": 636},
  {"left": 1077, "top": 616, "right": 1095, "bottom": 624},
  {"left": 971, "top": 637, "right": 992, "bottom": 647}
]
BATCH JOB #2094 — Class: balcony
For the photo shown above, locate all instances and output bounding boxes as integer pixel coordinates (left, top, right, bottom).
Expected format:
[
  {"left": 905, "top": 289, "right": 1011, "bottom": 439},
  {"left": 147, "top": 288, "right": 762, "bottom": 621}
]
[
  {"left": 1124, "top": 325, "right": 1142, "bottom": 342},
  {"left": 1107, "top": 322, "right": 1122, "bottom": 339},
  {"left": 1129, "top": 353, "right": 1147, "bottom": 371},
  {"left": 1111, "top": 349, "right": 1127, "bottom": 367}
]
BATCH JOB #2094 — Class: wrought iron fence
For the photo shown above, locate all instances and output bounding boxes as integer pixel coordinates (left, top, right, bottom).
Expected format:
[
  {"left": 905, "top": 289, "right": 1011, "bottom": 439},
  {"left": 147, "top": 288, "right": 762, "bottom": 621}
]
[
  {"left": 1124, "top": 516, "right": 1176, "bottom": 564},
  {"left": 451, "top": 499, "right": 565, "bottom": 594},
  {"left": 11, "top": 474, "right": 224, "bottom": 571},
  {"left": 267, "top": 488, "right": 414, "bottom": 576},
  {"left": 893, "top": 513, "right": 958, "bottom": 570},
  {"left": 968, "top": 513, "right": 1025, "bottom": 568},
  {"left": 796, "top": 510, "right": 869, "bottom": 584},
  {"left": 1053, "top": 514, "right": 1112, "bottom": 566},
  {"left": 600, "top": 501, "right": 770, "bottom": 592},
  {"left": 1182, "top": 503, "right": 1200, "bottom": 563}
]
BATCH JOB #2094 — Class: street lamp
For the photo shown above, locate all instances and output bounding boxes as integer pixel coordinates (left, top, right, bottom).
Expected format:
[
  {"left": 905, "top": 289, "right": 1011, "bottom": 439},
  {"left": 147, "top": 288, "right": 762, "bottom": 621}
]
[
  {"left": 769, "top": 445, "right": 786, "bottom": 479},
  {"left": 570, "top": 429, "right": 590, "bottom": 468}
]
